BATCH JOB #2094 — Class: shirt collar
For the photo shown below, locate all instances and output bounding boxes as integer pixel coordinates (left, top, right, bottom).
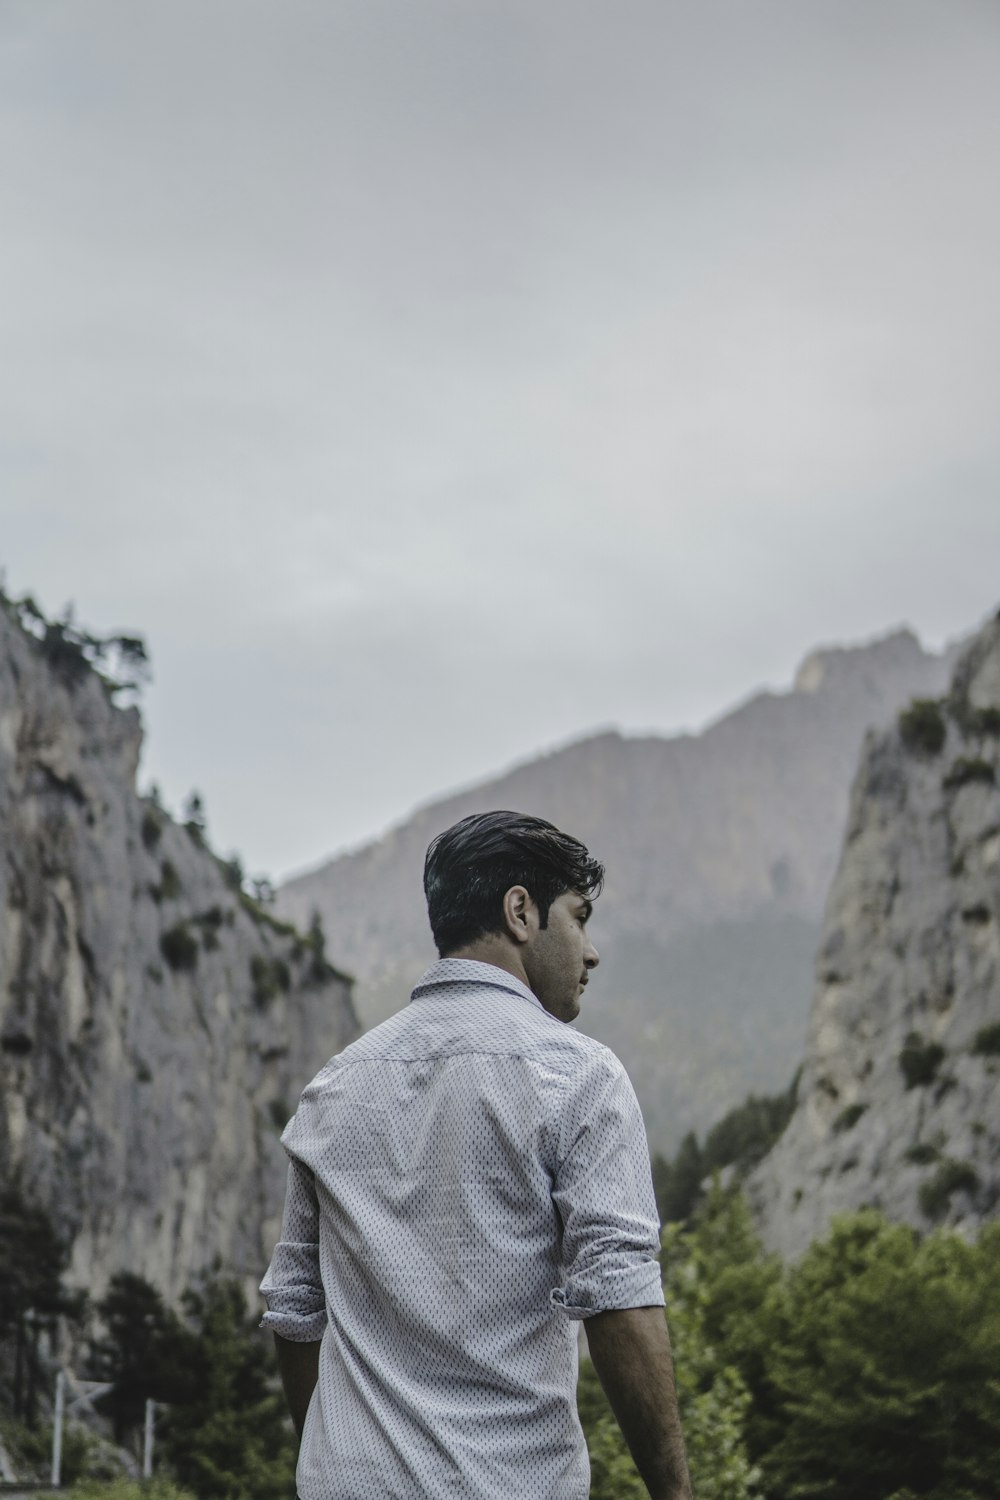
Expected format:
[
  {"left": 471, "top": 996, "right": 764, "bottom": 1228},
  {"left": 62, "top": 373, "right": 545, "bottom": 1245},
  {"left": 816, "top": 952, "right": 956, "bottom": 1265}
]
[{"left": 410, "top": 957, "right": 546, "bottom": 1015}]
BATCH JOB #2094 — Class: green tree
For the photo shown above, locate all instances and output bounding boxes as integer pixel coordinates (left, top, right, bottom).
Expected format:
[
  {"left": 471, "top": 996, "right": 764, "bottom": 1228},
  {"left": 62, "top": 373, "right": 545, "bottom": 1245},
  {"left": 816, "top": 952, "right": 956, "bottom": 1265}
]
[
  {"left": 742, "top": 1213, "right": 1000, "bottom": 1500},
  {"left": 91, "top": 1273, "right": 197, "bottom": 1441},
  {"left": 183, "top": 791, "right": 207, "bottom": 844},
  {"left": 652, "top": 1131, "right": 704, "bottom": 1225},
  {"left": 0, "top": 1185, "right": 82, "bottom": 1424},
  {"left": 651, "top": 1077, "right": 798, "bottom": 1227},
  {"left": 159, "top": 1276, "right": 296, "bottom": 1500},
  {"left": 663, "top": 1183, "right": 785, "bottom": 1467},
  {"left": 305, "top": 909, "right": 330, "bottom": 984},
  {"left": 579, "top": 1186, "right": 764, "bottom": 1500},
  {"left": 702, "top": 1080, "right": 798, "bottom": 1176},
  {"left": 0, "top": 589, "right": 149, "bottom": 697},
  {"left": 45, "top": 1479, "right": 196, "bottom": 1500}
]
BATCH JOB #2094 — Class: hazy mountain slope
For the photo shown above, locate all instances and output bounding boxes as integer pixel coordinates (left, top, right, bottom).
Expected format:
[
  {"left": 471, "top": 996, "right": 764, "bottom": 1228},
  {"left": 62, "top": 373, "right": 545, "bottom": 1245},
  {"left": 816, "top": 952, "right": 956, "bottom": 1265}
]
[
  {"left": 0, "top": 601, "right": 359, "bottom": 1303},
  {"left": 748, "top": 611, "right": 1000, "bottom": 1256},
  {"left": 280, "top": 627, "right": 959, "bottom": 1149}
]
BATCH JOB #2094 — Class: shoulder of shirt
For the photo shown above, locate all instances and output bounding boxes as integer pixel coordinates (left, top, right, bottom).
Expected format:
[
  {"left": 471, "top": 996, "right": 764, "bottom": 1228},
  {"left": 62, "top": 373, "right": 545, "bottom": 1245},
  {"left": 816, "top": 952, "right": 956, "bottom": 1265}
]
[{"left": 301, "top": 977, "right": 628, "bottom": 1084}]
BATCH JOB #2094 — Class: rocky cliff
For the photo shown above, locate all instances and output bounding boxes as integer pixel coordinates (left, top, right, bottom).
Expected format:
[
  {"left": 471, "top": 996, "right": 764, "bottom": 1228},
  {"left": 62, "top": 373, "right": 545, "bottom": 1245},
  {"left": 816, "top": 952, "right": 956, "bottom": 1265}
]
[
  {"left": 749, "top": 612, "right": 1000, "bottom": 1256},
  {"left": 280, "top": 626, "right": 960, "bottom": 1149},
  {"left": 0, "top": 601, "right": 359, "bottom": 1304}
]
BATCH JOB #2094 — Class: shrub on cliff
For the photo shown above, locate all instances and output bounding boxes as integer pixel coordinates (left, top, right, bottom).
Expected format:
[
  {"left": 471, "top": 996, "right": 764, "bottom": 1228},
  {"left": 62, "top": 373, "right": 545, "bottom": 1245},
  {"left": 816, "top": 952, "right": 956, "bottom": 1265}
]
[
  {"left": 160, "top": 924, "right": 199, "bottom": 973},
  {"left": 898, "top": 698, "right": 947, "bottom": 755},
  {"left": 898, "top": 1031, "right": 945, "bottom": 1089}
]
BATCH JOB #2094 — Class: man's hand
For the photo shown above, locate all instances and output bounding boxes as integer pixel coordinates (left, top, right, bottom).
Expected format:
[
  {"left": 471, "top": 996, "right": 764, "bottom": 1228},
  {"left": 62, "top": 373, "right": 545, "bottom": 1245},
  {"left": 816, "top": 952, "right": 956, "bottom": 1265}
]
[
  {"left": 273, "top": 1333, "right": 322, "bottom": 1440},
  {"left": 585, "top": 1305, "right": 694, "bottom": 1500}
]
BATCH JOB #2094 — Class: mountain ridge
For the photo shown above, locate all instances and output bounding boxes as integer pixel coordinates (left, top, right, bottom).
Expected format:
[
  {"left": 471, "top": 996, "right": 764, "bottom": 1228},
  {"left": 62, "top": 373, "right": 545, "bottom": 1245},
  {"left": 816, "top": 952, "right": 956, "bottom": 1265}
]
[{"left": 280, "top": 622, "right": 964, "bottom": 1149}]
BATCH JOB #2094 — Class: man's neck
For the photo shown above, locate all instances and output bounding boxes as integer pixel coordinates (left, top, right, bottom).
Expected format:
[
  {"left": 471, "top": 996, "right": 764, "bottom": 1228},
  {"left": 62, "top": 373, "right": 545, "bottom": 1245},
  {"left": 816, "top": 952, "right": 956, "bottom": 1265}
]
[{"left": 443, "top": 938, "right": 531, "bottom": 993}]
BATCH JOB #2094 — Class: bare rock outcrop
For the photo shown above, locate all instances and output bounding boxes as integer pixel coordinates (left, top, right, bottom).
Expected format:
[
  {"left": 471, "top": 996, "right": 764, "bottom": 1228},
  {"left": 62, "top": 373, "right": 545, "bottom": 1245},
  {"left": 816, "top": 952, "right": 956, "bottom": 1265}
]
[
  {"left": 748, "top": 612, "right": 1000, "bottom": 1256},
  {"left": 0, "top": 603, "right": 359, "bottom": 1303}
]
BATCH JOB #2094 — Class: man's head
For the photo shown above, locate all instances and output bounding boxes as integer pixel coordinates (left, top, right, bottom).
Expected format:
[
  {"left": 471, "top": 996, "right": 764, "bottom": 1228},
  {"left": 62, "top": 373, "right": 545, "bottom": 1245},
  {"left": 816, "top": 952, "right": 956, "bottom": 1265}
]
[{"left": 423, "top": 810, "right": 604, "bottom": 1022}]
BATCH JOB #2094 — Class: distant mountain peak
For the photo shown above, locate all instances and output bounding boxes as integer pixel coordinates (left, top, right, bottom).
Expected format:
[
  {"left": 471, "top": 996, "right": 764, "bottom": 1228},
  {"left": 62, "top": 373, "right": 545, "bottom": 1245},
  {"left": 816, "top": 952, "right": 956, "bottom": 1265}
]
[
  {"left": 280, "top": 616, "right": 960, "bottom": 1151},
  {"left": 793, "top": 627, "right": 925, "bottom": 695}
]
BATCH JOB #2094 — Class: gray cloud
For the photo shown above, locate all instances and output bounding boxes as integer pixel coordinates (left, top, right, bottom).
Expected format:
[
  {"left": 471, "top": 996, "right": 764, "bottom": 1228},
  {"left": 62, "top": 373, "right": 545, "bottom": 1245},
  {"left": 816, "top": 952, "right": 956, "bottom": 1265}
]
[{"left": 2, "top": 0, "right": 999, "bottom": 875}]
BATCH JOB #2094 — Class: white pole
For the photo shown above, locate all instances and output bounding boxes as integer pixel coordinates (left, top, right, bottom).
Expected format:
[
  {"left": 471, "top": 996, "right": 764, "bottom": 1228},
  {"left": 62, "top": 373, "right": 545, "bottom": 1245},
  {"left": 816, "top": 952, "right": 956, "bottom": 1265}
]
[
  {"left": 142, "top": 1399, "right": 155, "bottom": 1480},
  {"left": 51, "top": 1370, "right": 65, "bottom": 1488}
]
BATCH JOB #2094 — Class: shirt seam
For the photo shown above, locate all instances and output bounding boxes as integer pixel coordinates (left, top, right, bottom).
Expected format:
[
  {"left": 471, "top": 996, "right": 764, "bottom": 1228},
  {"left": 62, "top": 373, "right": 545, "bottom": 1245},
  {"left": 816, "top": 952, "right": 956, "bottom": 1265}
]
[{"left": 304, "top": 1046, "right": 586, "bottom": 1070}]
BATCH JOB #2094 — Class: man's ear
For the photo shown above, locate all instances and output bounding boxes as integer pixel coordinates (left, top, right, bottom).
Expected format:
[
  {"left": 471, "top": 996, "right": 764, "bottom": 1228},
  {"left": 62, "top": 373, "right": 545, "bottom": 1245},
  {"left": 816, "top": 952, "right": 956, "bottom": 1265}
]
[{"left": 502, "top": 885, "right": 534, "bottom": 945}]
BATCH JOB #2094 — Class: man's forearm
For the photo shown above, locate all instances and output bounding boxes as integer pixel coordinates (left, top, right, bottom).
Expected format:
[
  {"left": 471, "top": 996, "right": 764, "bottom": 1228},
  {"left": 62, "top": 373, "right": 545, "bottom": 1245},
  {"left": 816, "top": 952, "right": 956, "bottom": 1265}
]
[
  {"left": 273, "top": 1333, "right": 322, "bottom": 1440},
  {"left": 585, "top": 1305, "right": 693, "bottom": 1500}
]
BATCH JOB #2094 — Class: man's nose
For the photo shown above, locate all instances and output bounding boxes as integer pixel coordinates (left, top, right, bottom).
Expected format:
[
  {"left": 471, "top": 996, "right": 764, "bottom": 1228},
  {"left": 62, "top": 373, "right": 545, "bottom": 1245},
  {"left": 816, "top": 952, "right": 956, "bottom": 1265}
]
[{"left": 584, "top": 941, "right": 599, "bottom": 970}]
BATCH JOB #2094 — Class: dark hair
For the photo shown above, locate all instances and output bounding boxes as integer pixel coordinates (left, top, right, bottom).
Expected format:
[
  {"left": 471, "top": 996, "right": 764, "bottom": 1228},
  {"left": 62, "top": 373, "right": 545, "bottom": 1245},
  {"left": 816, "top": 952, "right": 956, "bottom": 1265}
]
[{"left": 423, "top": 810, "right": 604, "bottom": 957}]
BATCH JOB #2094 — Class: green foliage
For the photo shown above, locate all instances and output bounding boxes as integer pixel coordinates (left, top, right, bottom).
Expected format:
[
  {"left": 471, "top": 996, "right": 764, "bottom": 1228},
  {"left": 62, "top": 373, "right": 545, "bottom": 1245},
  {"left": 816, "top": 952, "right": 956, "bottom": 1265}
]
[
  {"left": 39, "top": 1479, "right": 196, "bottom": 1500},
  {"left": 918, "top": 1158, "right": 980, "bottom": 1222},
  {"left": 141, "top": 808, "right": 163, "bottom": 851},
  {"left": 1, "top": 1204, "right": 296, "bottom": 1499},
  {"left": 581, "top": 1188, "right": 765, "bottom": 1500},
  {"left": 833, "top": 1101, "right": 868, "bottom": 1133},
  {"left": 962, "top": 901, "right": 991, "bottom": 925},
  {"left": 973, "top": 706, "right": 1000, "bottom": 735},
  {"left": 661, "top": 1189, "right": 772, "bottom": 1497},
  {"left": 151, "top": 861, "right": 183, "bottom": 903},
  {"left": 0, "top": 1186, "right": 83, "bottom": 1423},
  {"left": 702, "top": 1079, "right": 798, "bottom": 1174},
  {"left": 904, "top": 1141, "right": 940, "bottom": 1165},
  {"left": 748, "top": 1214, "right": 1000, "bottom": 1500},
  {"left": 7, "top": 1412, "right": 135, "bottom": 1486},
  {"left": 652, "top": 1077, "right": 798, "bottom": 1224},
  {"left": 1, "top": 1411, "right": 108, "bottom": 1484},
  {"left": 183, "top": 793, "right": 206, "bottom": 840},
  {"left": 249, "top": 953, "right": 291, "bottom": 1007},
  {"left": 158, "top": 1278, "right": 296, "bottom": 1500},
  {"left": 577, "top": 1366, "right": 647, "bottom": 1500},
  {"left": 219, "top": 855, "right": 244, "bottom": 894},
  {"left": 662, "top": 1198, "right": 1000, "bottom": 1500},
  {"left": 0, "top": 589, "right": 150, "bottom": 697},
  {"left": 898, "top": 1031, "right": 945, "bottom": 1088},
  {"left": 0, "top": 1411, "right": 44, "bottom": 1466},
  {"left": 192, "top": 907, "right": 224, "bottom": 952},
  {"left": 85, "top": 1274, "right": 295, "bottom": 1499},
  {"left": 304, "top": 909, "right": 334, "bottom": 984},
  {"left": 972, "top": 1022, "right": 1000, "bottom": 1056},
  {"left": 160, "top": 924, "right": 199, "bottom": 973},
  {"left": 90, "top": 1274, "right": 199, "bottom": 1441},
  {"left": 898, "top": 698, "right": 947, "bottom": 755},
  {"left": 268, "top": 1099, "right": 290, "bottom": 1132},
  {"left": 948, "top": 697, "right": 1000, "bottom": 737},
  {"left": 0, "top": 1186, "right": 72, "bottom": 1333},
  {"left": 943, "top": 757, "right": 996, "bottom": 790},
  {"left": 653, "top": 1131, "right": 704, "bottom": 1225},
  {"left": 240, "top": 891, "right": 298, "bottom": 940}
]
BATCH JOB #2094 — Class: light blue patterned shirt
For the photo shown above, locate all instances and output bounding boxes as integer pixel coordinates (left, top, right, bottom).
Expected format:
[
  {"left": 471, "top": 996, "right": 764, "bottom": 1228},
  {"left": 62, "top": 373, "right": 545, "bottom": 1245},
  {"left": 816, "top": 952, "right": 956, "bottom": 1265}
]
[{"left": 260, "top": 958, "right": 663, "bottom": 1500}]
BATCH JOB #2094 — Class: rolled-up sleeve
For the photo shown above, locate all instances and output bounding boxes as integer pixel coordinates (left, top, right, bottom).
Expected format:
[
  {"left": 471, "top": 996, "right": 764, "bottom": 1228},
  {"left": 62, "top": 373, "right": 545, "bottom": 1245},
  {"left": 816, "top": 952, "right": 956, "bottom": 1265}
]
[
  {"left": 549, "top": 1049, "right": 664, "bottom": 1320},
  {"left": 260, "top": 1156, "right": 328, "bottom": 1341}
]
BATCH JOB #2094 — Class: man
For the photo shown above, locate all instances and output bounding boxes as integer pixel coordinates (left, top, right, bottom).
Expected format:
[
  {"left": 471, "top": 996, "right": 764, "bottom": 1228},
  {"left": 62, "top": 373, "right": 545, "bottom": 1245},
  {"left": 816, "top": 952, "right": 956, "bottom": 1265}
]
[{"left": 261, "top": 810, "right": 692, "bottom": 1500}]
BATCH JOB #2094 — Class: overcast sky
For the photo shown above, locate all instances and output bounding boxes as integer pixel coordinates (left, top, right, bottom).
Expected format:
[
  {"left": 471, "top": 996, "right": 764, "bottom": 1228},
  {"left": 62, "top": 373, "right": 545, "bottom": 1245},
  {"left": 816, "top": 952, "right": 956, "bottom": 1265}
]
[{"left": 2, "top": 0, "right": 999, "bottom": 880}]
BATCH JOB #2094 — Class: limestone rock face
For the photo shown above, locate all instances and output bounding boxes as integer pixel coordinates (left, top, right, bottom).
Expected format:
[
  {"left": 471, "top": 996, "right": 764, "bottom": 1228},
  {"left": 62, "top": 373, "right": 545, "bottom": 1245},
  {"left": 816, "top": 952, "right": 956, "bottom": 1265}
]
[
  {"left": 281, "top": 625, "right": 961, "bottom": 1150},
  {"left": 0, "top": 607, "right": 359, "bottom": 1303},
  {"left": 748, "top": 613, "right": 1000, "bottom": 1256}
]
